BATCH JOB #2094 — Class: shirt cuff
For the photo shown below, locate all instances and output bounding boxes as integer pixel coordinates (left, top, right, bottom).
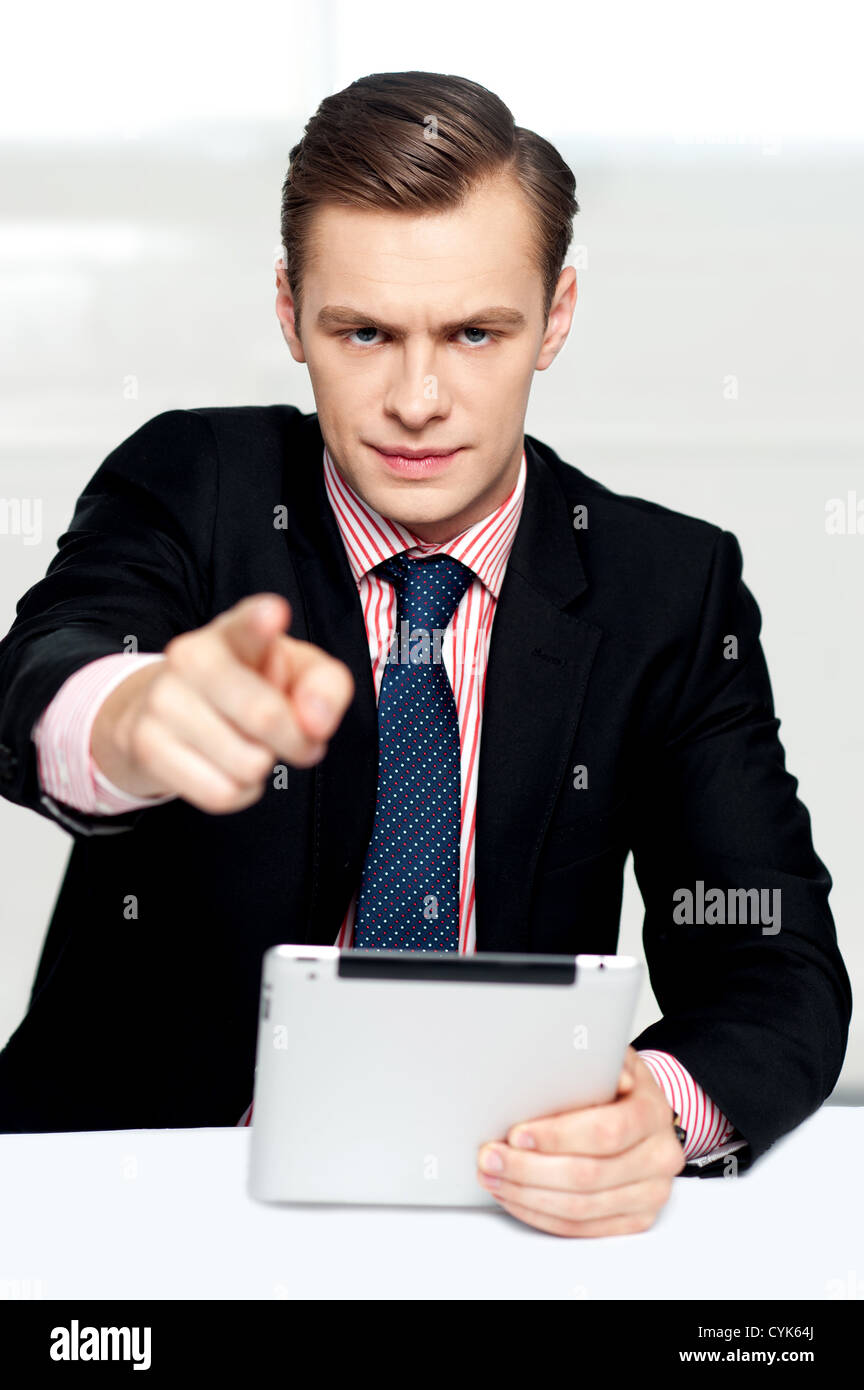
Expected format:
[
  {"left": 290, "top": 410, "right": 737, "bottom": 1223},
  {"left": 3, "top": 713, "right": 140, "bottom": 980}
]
[
  {"left": 31, "top": 651, "right": 175, "bottom": 814},
  {"left": 637, "top": 1048, "right": 746, "bottom": 1164}
]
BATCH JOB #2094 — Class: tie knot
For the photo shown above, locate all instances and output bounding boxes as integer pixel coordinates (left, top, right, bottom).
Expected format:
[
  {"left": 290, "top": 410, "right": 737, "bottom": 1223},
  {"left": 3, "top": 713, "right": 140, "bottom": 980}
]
[{"left": 378, "top": 552, "right": 475, "bottom": 632}]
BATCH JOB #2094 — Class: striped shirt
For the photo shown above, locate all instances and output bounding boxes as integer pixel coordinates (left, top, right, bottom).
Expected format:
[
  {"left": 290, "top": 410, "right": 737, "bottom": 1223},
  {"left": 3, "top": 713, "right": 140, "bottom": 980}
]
[
  {"left": 31, "top": 442, "right": 741, "bottom": 1164},
  {"left": 325, "top": 442, "right": 525, "bottom": 955}
]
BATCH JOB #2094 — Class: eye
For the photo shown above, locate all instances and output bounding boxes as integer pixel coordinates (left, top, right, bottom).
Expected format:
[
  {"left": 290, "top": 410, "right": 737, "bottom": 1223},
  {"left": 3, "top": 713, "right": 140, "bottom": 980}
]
[
  {"left": 456, "top": 326, "right": 495, "bottom": 347},
  {"left": 344, "top": 326, "right": 385, "bottom": 347}
]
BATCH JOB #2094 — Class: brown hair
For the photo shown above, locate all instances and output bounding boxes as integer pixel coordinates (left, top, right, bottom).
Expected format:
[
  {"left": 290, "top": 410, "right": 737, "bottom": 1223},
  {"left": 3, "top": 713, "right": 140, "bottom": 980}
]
[{"left": 280, "top": 71, "right": 579, "bottom": 336}]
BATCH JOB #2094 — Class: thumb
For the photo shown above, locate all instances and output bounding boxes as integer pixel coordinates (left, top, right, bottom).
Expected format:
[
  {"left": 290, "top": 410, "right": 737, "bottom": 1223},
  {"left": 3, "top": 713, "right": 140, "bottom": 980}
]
[
  {"left": 617, "top": 1068, "right": 636, "bottom": 1098},
  {"left": 616, "top": 1049, "right": 637, "bottom": 1097}
]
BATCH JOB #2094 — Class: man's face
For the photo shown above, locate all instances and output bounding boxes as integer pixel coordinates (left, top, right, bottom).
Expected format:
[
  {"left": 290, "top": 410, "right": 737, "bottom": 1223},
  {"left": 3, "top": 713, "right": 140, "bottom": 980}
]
[{"left": 276, "top": 174, "right": 576, "bottom": 544}]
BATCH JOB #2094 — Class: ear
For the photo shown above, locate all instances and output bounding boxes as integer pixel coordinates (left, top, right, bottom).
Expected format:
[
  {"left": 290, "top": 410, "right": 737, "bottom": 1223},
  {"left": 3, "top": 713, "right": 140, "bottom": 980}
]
[
  {"left": 535, "top": 265, "right": 577, "bottom": 372},
  {"left": 275, "top": 263, "right": 306, "bottom": 364}
]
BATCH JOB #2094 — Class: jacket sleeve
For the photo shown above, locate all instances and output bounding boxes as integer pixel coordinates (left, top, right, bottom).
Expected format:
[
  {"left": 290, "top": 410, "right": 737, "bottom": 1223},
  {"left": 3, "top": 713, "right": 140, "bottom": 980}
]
[
  {"left": 629, "top": 528, "right": 852, "bottom": 1176},
  {"left": 0, "top": 409, "right": 219, "bottom": 837}
]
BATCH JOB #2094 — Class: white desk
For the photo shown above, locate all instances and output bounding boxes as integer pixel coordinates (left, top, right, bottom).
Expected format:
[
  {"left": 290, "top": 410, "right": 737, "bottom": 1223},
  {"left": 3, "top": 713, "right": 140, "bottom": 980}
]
[{"left": 0, "top": 1107, "right": 860, "bottom": 1300}]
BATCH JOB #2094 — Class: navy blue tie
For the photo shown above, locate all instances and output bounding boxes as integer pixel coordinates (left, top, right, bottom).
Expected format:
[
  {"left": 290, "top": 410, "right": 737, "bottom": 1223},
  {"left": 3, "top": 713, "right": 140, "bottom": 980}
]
[{"left": 354, "top": 552, "right": 475, "bottom": 951}]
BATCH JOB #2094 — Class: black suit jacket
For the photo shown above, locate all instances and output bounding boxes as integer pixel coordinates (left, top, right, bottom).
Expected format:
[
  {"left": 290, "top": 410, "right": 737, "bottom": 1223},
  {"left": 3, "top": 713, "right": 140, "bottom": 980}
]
[{"left": 0, "top": 406, "right": 851, "bottom": 1174}]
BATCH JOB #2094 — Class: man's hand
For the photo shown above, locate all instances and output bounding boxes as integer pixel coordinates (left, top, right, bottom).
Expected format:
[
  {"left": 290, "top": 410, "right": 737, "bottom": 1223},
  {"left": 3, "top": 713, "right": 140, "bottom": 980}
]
[
  {"left": 90, "top": 593, "right": 354, "bottom": 813},
  {"left": 476, "top": 1046, "right": 686, "bottom": 1237}
]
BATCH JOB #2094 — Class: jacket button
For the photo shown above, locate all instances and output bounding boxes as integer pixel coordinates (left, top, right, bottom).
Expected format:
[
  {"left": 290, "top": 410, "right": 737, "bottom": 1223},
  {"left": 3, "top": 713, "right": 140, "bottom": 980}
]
[{"left": 0, "top": 744, "right": 19, "bottom": 782}]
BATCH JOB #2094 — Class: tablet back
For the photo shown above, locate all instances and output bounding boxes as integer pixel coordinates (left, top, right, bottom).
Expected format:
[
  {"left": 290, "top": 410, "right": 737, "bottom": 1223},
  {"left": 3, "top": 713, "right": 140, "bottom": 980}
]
[{"left": 247, "top": 947, "right": 643, "bottom": 1207}]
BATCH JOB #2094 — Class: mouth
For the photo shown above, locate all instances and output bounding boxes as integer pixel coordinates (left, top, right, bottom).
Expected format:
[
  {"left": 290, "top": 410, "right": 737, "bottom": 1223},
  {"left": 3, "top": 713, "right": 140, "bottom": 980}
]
[{"left": 367, "top": 444, "right": 463, "bottom": 478}]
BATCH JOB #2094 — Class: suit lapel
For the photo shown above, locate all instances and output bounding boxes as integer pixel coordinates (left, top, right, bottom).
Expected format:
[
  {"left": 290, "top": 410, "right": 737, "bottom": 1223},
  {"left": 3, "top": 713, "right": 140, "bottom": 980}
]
[
  {"left": 473, "top": 437, "right": 601, "bottom": 951},
  {"left": 282, "top": 415, "right": 602, "bottom": 951}
]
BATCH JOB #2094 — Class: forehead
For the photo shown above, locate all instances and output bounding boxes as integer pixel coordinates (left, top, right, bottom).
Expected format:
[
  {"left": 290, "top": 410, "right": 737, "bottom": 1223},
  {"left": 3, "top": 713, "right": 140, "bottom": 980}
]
[{"left": 303, "top": 175, "right": 539, "bottom": 298}]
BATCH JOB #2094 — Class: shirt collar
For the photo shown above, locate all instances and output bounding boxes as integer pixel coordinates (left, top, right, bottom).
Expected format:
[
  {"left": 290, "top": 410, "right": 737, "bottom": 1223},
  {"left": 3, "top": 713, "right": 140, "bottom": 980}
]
[{"left": 322, "top": 443, "right": 526, "bottom": 600}]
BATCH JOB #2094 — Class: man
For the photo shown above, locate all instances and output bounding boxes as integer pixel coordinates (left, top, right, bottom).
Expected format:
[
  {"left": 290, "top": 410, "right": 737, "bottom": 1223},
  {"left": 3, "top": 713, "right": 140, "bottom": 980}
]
[{"left": 0, "top": 71, "right": 851, "bottom": 1239}]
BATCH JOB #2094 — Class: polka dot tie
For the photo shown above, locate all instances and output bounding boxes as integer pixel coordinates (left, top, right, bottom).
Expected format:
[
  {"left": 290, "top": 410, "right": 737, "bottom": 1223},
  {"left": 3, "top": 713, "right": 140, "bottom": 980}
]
[{"left": 353, "top": 552, "right": 475, "bottom": 951}]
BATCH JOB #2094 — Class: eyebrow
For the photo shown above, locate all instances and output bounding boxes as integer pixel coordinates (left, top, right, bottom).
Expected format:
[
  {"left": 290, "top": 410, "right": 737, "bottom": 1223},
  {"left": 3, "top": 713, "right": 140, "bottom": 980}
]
[{"left": 316, "top": 304, "right": 527, "bottom": 336}]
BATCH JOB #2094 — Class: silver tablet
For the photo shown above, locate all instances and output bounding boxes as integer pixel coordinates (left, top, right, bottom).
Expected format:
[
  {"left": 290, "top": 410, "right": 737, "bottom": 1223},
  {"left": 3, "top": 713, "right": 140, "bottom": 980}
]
[{"left": 247, "top": 946, "right": 643, "bottom": 1208}]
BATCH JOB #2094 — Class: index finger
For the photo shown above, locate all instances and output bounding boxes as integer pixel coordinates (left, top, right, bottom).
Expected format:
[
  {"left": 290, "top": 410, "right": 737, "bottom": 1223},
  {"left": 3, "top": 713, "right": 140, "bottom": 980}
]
[
  {"left": 261, "top": 633, "right": 355, "bottom": 741},
  {"left": 214, "top": 593, "right": 292, "bottom": 669}
]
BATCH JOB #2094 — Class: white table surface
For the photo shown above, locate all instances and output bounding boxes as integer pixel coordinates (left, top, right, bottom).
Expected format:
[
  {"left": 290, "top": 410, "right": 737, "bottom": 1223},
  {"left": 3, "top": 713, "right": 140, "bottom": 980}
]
[{"left": 1, "top": 1106, "right": 861, "bottom": 1300}]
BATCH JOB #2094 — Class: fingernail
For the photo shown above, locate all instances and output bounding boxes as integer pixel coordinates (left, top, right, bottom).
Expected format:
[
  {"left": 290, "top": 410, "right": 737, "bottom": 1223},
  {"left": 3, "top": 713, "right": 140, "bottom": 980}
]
[
  {"left": 480, "top": 1146, "right": 504, "bottom": 1173},
  {"left": 512, "top": 1130, "right": 536, "bottom": 1149}
]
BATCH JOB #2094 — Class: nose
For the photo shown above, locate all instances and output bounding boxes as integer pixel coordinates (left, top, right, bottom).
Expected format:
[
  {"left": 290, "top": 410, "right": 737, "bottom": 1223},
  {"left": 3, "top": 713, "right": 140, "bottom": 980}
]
[{"left": 382, "top": 340, "right": 451, "bottom": 428}]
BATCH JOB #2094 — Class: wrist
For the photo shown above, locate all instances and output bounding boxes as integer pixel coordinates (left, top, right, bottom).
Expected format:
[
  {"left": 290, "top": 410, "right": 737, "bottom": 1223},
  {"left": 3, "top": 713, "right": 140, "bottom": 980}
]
[{"left": 90, "top": 664, "right": 168, "bottom": 797}]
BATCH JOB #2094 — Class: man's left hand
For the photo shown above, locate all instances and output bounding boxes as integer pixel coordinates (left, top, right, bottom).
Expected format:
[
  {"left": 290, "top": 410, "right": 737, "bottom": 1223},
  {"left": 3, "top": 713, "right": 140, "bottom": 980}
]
[{"left": 476, "top": 1046, "right": 686, "bottom": 1237}]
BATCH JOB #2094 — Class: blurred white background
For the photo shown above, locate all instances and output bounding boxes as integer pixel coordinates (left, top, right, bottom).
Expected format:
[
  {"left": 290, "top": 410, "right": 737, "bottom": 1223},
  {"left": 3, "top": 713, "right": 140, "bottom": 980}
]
[{"left": 1, "top": 0, "right": 861, "bottom": 1096}]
